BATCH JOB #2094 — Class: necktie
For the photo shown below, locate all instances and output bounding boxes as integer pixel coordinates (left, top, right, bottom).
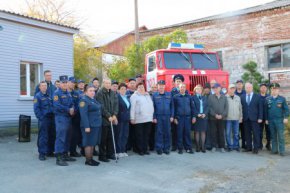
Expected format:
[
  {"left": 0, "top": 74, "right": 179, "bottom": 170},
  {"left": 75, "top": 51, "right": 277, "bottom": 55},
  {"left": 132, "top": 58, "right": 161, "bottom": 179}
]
[{"left": 247, "top": 94, "right": 251, "bottom": 105}]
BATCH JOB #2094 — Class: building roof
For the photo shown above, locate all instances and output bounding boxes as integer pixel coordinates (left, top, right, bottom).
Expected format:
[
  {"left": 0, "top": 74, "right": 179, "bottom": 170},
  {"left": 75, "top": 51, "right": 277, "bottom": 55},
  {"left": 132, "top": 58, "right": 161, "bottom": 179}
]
[
  {"left": 0, "top": 9, "right": 79, "bottom": 34},
  {"left": 141, "top": 0, "right": 290, "bottom": 33}
]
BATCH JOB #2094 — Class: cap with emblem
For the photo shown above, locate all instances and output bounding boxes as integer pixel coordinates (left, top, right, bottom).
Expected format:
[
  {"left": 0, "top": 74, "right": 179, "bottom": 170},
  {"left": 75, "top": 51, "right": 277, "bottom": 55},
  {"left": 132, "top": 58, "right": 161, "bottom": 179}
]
[
  {"left": 270, "top": 83, "right": 280, "bottom": 89},
  {"left": 157, "top": 80, "right": 166, "bottom": 85},
  {"left": 204, "top": 83, "right": 211, "bottom": 89},
  {"left": 112, "top": 80, "right": 119, "bottom": 85},
  {"left": 135, "top": 74, "right": 142, "bottom": 78},
  {"left": 78, "top": 79, "right": 84, "bottom": 84},
  {"left": 173, "top": 74, "right": 184, "bottom": 82},
  {"left": 59, "top": 75, "right": 68, "bottom": 83},
  {"left": 68, "top": 76, "right": 76, "bottom": 83},
  {"left": 236, "top": 79, "right": 243, "bottom": 84},
  {"left": 212, "top": 83, "right": 221, "bottom": 88}
]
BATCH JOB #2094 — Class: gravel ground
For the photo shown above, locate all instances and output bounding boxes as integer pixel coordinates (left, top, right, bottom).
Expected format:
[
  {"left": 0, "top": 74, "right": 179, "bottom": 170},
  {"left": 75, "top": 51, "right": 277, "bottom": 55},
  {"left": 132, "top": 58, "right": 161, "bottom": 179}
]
[{"left": 0, "top": 134, "right": 289, "bottom": 193}]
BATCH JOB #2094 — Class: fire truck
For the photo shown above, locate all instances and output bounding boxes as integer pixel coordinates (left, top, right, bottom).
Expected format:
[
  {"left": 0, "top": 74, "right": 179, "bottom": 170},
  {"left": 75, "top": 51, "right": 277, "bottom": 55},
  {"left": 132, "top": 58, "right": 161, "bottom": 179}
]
[{"left": 144, "top": 43, "right": 229, "bottom": 93}]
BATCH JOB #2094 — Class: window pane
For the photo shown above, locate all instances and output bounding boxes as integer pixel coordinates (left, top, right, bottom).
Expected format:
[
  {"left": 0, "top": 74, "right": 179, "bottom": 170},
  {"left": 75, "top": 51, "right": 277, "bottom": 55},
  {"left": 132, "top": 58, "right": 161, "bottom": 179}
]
[
  {"left": 148, "top": 56, "right": 156, "bottom": 72},
  {"left": 191, "top": 53, "right": 219, "bottom": 70},
  {"left": 283, "top": 43, "right": 290, "bottom": 67},
  {"left": 164, "top": 52, "right": 191, "bottom": 69},
  {"left": 20, "top": 63, "right": 27, "bottom": 96},
  {"left": 30, "top": 64, "right": 39, "bottom": 96},
  {"left": 268, "top": 45, "right": 282, "bottom": 68}
]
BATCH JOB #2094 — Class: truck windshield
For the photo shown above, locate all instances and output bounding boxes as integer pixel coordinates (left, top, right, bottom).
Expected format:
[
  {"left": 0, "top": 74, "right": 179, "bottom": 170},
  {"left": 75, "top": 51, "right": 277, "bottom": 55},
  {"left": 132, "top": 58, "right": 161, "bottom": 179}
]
[
  {"left": 163, "top": 52, "right": 192, "bottom": 69},
  {"left": 191, "top": 53, "right": 219, "bottom": 70}
]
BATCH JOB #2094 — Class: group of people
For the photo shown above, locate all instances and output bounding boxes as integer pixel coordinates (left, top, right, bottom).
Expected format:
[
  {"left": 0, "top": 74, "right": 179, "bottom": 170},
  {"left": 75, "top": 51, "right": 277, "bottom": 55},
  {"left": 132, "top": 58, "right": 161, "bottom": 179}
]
[{"left": 33, "top": 70, "right": 289, "bottom": 167}]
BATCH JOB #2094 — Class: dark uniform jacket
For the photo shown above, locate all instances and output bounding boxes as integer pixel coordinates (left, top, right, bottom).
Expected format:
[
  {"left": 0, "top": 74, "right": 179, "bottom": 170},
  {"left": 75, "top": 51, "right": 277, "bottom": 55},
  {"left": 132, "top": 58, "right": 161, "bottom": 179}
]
[
  {"left": 265, "top": 95, "right": 289, "bottom": 121},
  {"left": 34, "top": 81, "right": 56, "bottom": 97},
  {"left": 153, "top": 92, "right": 174, "bottom": 119},
  {"left": 117, "top": 94, "right": 130, "bottom": 122},
  {"left": 79, "top": 95, "right": 102, "bottom": 128},
  {"left": 173, "top": 93, "right": 194, "bottom": 118},
  {"left": 53, "top": 89, "right": 74, "bottom": 116},
  {"left": 96, "top": 87, "right": 119, "bottom": 126},
  {"left": 192, "top": 95, "right": 209, "bottom": 119},
  {"left": 34, "top": 92, "right": 53, "bottom": 120}
]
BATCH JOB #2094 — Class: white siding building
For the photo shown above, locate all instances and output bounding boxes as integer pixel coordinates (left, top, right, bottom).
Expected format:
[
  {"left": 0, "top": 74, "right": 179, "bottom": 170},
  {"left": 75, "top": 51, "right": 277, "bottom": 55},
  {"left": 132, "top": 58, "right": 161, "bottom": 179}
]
[{"left": 0, "top": 10, "right": 79, "bottom": 129}]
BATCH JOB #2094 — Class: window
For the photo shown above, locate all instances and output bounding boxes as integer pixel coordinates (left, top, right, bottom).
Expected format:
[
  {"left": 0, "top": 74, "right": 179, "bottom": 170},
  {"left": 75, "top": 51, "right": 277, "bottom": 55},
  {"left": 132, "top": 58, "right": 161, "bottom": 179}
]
[
  {"left": 20, "top": 62, "right": 41, "bottom": 97},
  {"left": 191, "top": 53, "right": 219, "bottom": 70},
  {"left": 163, "top": 52, "right": 192, "bottom": 69},
  {"left": 148, "top": 55, "right": 156, "bottom": 72},
  {"left": 268, "top": 43, "right": 290, "bottom": 69}
]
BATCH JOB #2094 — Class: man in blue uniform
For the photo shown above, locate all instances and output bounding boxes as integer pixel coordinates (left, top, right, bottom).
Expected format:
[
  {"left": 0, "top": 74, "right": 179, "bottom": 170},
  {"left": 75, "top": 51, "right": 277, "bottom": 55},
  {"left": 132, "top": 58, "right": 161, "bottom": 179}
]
[
  {"left": 265, "top": 83, "right": 289, "bottom": 156},
  {"left": 173, "top": 83, "right": 195, "bottom": 154},
  {"left": 171, "top": 74, "right": 188, "bottom": 151},
  {"left": 34, "top": 70, "right": 57, "bottom": 156},
  {"left": 153, "top": 80, "right": 174, "bottom": 155},
  {"left": 77, "top": 79, "right": 85, "bottom": 97},
  {"left": 68, "top": 77, "right": 82, "bottom": 157},
  {"left": 259, "top": 83, "right": 271, "bottom": 150},
  {"left": 53, "top": 75, "right": 76, "bottom": 166},
  {"left": 34, "top": 81, "right": 55, "bottom": 161}
]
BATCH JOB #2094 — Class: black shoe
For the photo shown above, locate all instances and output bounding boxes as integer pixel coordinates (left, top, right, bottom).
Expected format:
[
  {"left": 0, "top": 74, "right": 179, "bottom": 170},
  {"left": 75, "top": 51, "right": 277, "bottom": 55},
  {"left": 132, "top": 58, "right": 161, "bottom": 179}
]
[
  {"left": 271, "top": 151, "right": 278, "bottom": 155},
  {"left": 56, "top": 154, "right": 68, "bottom": 166},
  {"left": 157, "top": 150, "right": 162, "bottom": 155},
  {"left": 243, "top": 149, "right": 252, "bottom": 152},
  {"left": 266, "top": 143, "right": 271, "bottom": 151},
  {"left": 99, "top": 157, "right": 110, "bottom": 162},
  {"left": 164, "top": 150, "right": 170, "bottom": 155},
  {"left": 253, "top": 149, "right": 259, "bottom": 154},
  {"left": 138, "top": 152, "right": 144, "bottom": 156},
  {"left": 63, "top": 154, "right": 76, "bottom": 162},
  {"left": 85, "top": 159, "right": 100, "bottom": 166},
  {"left": 107, "top": 155, "right": 117, "bottom": 160},
  {"left": 171, "top": 147, "right": 177, "bottom": 152},
  {"left": 196, "top": 146, "right": 200, "bottom": 152},
  {"left": 201, "top": 149, "right": 206, "bottom": 153},
  {"left": 70, "top": 152, "right": 82, "bottom": 157},
  {"left": 144, "top": 151, "right": 150, "bottom": 155},
  {"left": 186, "top": 149, "right": 194, "bottom": 154},
  {"left": 236, "top": 148, "right": 240, "bottom": 152},
  {"left": 178, "top": 149, "right": 183, "bottom": 154},
  {"left": 46, "top": 152, "right": 54, "bottom": 157},
  {"left": 39, "top": 154, "right": 46, "bottom": 161},
  {"left": 93, "top": 150, "right": 99, "bottom": 156}
]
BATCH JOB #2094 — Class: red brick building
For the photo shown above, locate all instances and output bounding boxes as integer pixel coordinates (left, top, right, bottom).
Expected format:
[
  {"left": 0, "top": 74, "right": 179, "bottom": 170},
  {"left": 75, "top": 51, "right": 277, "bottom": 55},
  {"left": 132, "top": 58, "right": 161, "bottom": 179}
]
[{"left": 140, "top": 0, "right": 290, "bottom": 82}]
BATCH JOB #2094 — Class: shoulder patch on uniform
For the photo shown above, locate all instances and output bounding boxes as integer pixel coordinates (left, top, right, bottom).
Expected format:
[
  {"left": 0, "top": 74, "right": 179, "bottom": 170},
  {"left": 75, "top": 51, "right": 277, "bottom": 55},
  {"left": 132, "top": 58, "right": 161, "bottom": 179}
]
[
  {"left": 54, "top": 95, "right": 58, "bottom": 101},
  {"left": 33, "top": 99, "right": 37, "bottom": 103},
  {"left": 79, "top": 101, "right": 85, "bottom": 108}
]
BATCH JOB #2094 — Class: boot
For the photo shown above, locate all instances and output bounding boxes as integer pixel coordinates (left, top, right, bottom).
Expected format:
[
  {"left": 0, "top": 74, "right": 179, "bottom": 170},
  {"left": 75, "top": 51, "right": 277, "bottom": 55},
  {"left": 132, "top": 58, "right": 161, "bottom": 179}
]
[
  {"left": 56, "top": 154, "right": 68, "bottom": 166},
  {"left": 85, "top": 158, "right": 100, "bottom": 166},
  {"left": 63, "top": 153, "right": 76, "bottom": 162}
]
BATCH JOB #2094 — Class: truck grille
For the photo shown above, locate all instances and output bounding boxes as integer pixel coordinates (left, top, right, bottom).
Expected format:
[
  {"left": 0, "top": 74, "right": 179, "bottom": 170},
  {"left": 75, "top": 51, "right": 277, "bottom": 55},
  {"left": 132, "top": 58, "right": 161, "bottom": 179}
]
[{"left": 189, "top": 75, "right": 208, "bottom": 91}]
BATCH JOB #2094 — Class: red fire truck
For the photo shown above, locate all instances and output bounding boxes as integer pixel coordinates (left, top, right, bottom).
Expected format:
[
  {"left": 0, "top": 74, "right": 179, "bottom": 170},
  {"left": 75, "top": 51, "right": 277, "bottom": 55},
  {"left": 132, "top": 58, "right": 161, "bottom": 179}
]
[{"left": 144, "top": 43, "right": 229, "bottom": 93}]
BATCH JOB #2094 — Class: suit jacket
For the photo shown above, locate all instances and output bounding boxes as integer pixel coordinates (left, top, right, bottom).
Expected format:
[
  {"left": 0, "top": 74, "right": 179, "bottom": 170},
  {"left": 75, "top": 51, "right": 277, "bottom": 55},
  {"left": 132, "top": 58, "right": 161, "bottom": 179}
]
[
  {"left": 192, "top": 95, "right": 209, "bottom": 119},
  {"left": 241, "top": 93, "right": 263, "bottom": 121},
  {"left": 117, "top": 94, "right": 130, "bottom": 122}
]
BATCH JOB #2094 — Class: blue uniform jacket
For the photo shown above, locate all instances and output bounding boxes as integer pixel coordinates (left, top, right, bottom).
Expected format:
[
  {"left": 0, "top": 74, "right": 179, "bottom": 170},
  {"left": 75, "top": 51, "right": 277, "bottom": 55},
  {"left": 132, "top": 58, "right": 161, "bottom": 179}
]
[
  {"left": 33, "top": 91, "right": 53, "bottom": 120},
  {"left": 117, "top": 94, "right": 131, "bottom": 122},
  {"left": 53, "top": 89, "right": 74, "bottom": 116},
  {"left": 173, "top": 93, "right": 194, "bottom": 118},
  {"left": 34, "top": 81, "right": 56, "bottom": 97},
  {"left": 171, "top": 87, "right": 189, "bottom": 97},
  {"left": 153, "top": 92, "right": 174, "bottom": 119},
  {"left": 192, "top": 95, "right": 209, "bottom": 118},
  {"left": 70, "top": 90, "right": 80, "bottom": 112},
  {"left": 79, "top": 95, "right": 102, "bottom": 128},
  {"left": 265, "top": 95, "right": 289, "bottom": 120},
  {"left": 241, "top": 93, "right": 263, "bottom": 121}
]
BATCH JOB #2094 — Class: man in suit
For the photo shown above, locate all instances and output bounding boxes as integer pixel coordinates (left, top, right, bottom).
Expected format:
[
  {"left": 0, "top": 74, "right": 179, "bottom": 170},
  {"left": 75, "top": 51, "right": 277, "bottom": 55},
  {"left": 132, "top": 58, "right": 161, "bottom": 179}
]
[{"left": 241, "top": 82, "right": 263, "bottom": 154}]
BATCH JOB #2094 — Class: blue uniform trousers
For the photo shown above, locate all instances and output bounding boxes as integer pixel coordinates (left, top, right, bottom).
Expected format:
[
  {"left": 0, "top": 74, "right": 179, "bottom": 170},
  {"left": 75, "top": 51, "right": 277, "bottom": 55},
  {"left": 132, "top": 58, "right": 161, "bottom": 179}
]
[
  {"left": 55, "top": 115, "right": 71, "bottom": 154},
  {"left": 155, "top": 115, "right": 171, "bottom": 151},
  {"left": 177, "top": 115, "right": 192, "bottom": 150}
]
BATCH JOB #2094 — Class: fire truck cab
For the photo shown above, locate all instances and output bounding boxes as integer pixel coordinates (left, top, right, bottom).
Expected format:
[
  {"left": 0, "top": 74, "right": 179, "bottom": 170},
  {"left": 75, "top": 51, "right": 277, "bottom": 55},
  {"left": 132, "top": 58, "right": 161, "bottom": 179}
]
[{"left": 144, "top": 43, "right": 229, "bottom": 93}]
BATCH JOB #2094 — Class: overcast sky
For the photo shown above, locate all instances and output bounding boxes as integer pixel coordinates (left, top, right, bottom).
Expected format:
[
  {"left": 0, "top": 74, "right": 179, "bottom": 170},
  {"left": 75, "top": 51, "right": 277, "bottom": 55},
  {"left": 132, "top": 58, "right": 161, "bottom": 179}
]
[{"left": 0, "top": 0, "right": 274, "bottom": 45}]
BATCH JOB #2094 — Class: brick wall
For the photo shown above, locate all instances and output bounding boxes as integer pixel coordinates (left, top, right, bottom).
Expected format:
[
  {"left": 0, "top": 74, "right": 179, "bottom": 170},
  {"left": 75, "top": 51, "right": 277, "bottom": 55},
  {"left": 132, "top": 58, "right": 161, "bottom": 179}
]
[{"left": 140, "top": 7, "right": 290, "bottom": 82}]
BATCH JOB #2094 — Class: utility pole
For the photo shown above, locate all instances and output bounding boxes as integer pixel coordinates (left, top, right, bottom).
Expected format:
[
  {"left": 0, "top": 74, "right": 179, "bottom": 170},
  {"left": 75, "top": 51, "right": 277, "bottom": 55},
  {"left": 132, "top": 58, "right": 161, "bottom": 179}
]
[{"left": 134, "top": 0, "right": 139, "bottom": 44}]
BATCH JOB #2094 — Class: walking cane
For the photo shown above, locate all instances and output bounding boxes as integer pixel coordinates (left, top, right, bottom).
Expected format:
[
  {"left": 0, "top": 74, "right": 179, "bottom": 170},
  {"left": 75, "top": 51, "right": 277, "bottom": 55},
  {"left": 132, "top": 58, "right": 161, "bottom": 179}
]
[{"left": 110, "top": 121, "right": 118, "bottom": 163}]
